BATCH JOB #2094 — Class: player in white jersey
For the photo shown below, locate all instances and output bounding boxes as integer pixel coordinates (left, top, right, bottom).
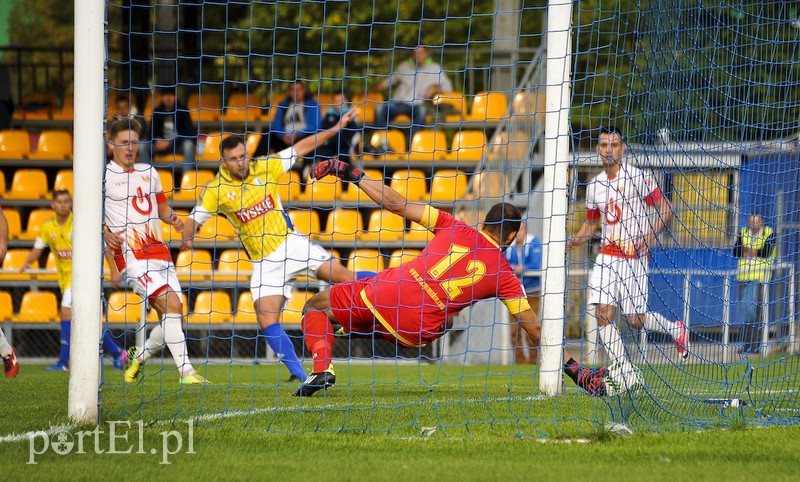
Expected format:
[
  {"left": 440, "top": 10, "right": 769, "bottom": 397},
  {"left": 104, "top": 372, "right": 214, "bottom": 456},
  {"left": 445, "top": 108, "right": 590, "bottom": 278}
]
[
  {"left": 0, "top": 206, "right": 19, "bottom": 378},
  {"left": 104, "top": 118, "right": 208, "bottom": 386},
  {"left": 567, "top": 127, "right": 688, "bottom": 377}
]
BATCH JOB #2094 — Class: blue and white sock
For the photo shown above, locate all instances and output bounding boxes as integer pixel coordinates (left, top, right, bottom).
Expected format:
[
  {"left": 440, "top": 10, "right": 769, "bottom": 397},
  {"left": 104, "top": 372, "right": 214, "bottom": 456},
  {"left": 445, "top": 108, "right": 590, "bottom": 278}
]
[
  {"left": 102, "top": 330, "right": 122, "bottom": 359},
  {"left": 263, "top": 323, "right": 306, "bottom": 380},
  {"left": 59, "top": 320, "right": 71, "bottom": 366}
]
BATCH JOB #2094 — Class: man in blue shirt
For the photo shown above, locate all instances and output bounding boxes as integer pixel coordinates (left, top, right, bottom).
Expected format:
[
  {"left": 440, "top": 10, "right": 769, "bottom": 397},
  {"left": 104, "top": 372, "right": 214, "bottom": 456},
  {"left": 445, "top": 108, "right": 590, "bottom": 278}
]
[{"left": 504, "top": 221, "right": 542, "bottom": 364}]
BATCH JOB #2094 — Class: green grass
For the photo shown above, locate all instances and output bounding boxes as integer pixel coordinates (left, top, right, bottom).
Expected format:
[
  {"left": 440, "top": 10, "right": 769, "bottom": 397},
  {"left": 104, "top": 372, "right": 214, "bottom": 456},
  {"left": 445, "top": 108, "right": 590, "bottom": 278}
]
[{"left": 2, "top": 361, "right": 800, "bottom": 480}]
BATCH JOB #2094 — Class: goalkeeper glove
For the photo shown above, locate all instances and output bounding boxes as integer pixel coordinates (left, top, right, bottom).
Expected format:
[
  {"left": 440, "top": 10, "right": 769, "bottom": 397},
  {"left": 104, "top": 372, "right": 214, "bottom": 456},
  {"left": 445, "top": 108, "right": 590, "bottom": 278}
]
[{"left": 313, "top": 158, "right": 364, "bottom": 184}]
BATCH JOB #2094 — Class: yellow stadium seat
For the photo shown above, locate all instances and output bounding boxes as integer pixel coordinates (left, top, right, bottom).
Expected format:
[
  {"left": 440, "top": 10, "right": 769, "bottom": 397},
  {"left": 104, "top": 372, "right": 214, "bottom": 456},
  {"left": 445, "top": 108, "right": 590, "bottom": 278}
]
[
  {"left": 359, "top": 210, "right": 405, "bottom": 242},
  {"left": 672, "top": 171, "right": 730, "bottom": 208},
  {"left": 388, "top": 249, "right": 422, "bottom": 268},
  {"left": 465, "top": 91, "right": 508, "bottom": 122},
  {"left": 5, "top": 169, "right": 49, "bottom": 200},
  {"left": 317, "top": 93, "right": 336, "bottom": 109},
  {"left": 246, "top": 133, "right": 262, "bottom": 157},
  {"left": 13, "top": 290, "right": 59, "bottom": 323},
  {"left": 352, "top": 91, "right": 384, "bottom": 124},
  {"left": 672, "top": 207, "right": 728, "bottom": 245},
  {"left": 433, "top": 91, "right": 466, "bottom": 122},
  {"left": 0, "top": 170, "right": 5, "bottom": 195},
  {"left": 428, "top": 170, "right": 468, "bottom": 203},
  {"left": 363, "top": 129, "right": 408, "bottom": 161},
  {"left": 409, "top": 130, "right": 447, "bottom": 161},
  {"left": 0, "top": 291, "right": 12, "bottom": 321},
  {"left": 3, "top": 209, "right": 21, "bottom": 239},
  {"left": 38, "top": 252, "right": 58, "bottom": 282},
  {"left": 296, "top": 175, "right": 342, "bottom": 202},
  {"left": 187, "top": 290, "right": 233, "bottom": 324},
  {"left": 19, "top": 209, "right": 55, "bottom": 241},
  {"left": 197, "top": 215, "right": 238, "bottom": 242},
  {"left": 405, "top": 221, "right": 433, "bottom": 242},
  {"left": 107, "top": 291, "right": 146, "bottom": 324},
  {"left": 53, "top": 104, "right": 74, "bottom": 121},
  {"left": 156, "top": 169, "right": 174, "bottom": 198},
  {"left": 389, "top": 169, "right": 428, "bottom": 202},
  {"left": 287, "top": 209, "right": 321, "bottom": 237},
  {"left": 339, "top": 169, "right": 383, "bottom": 202},
  {"left": 0, "top": 130, "right": 31, "bottom": 159},
  {"left": 141, "top": 92, "right": 163, "bottom": 120},
  {"left": 175, "top": 249, "right": 213, "bottom": 283},
  {"left": 281, "top": 290, "right": 312, "bottom": 325},
  {"left": 28, "top": 130, "right": 73, "bottom": 160},
  {"left": 172, "top": 169, "right": 216, "bottom": 202},
  {"left": 214, "top": 249, "right": 252, "bottom": 283},
  {"left": 234, "top": 291, "right": 258, "bottom": 324},
  {"left": 53, "top": 169, "right": 74, "bottom": 196},
  {"left": 198, "top": 132, "right": 224, "bottom": 162},
  {"left": 0, "top": 249, "right": 36, "bottom": 281},
  {"left": 223, "top": 93, "right": 263, "bottom": 122},
  {"left": 315, "top": 208, "right": 362, "bottom": 243},
  {"left": 278, "top": 170, "right": 302, "bottom": 202},
  {"left": 347, "top": 249, "right": 384, "bottom": 273},
  {"left": 444, "top": 130, "right": 486, "bottom": 162},
  {"left": 512, "top": 90, "right": 546, "bottom": 120},
  {"left": 187, "top": 92, "right": 222, "bottom": 122},
  {"left": 159, "top": 209, "right": 187, "bottom": 243}
]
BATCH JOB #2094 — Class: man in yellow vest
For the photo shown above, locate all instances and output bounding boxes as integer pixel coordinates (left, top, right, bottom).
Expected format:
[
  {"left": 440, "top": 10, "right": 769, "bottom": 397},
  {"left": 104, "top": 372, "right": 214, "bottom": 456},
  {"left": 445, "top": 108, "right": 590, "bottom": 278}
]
[{"left": 733, "top": 213, "right": 776, "bottom": 355}]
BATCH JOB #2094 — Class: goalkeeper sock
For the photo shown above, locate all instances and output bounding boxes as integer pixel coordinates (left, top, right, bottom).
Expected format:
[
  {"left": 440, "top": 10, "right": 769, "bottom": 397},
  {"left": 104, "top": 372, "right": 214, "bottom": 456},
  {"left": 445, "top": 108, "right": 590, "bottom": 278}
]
[
  {"left": 644, "top": 312, "right": 683, "bottom": 341},
  {"left": 263, "top": 323, "right": 307, "bottom": 380},
  {"left": 101, "top": 330, "right": 122, "bottom": 359},
  {"left": 139, "top": 324, "right": 164, "bottom": 364},
  {"left": 302, "top": 310, "right": 334, "bottom": 373},
  {"left": 59, "top": 320, "right": 71, "bottom": 366},
  {"left": 162, "top": 313, "right": 194, "bottom": 377},
  {"left": 0, "top": 329, "right": 12, "bottom": 358},
  {"left": 598, "top": 323, "right": 628, "bottom": 365},
  {"left": 356, "top": 271, "right": 377, "bottom": 280}
]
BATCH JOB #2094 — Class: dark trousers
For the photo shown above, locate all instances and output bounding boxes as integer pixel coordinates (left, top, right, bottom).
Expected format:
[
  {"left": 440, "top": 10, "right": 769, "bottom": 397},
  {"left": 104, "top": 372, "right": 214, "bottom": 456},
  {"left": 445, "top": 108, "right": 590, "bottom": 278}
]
[{"left": 739, "top": 280, "right": 765, "bottom": 353}]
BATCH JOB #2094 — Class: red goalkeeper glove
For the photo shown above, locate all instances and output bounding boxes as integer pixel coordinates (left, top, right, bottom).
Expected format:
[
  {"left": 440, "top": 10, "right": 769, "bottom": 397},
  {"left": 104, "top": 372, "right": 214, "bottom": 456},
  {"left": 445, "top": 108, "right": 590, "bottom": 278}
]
[{"left": 313, "top": 158, "right": 364, "bottom": 184}]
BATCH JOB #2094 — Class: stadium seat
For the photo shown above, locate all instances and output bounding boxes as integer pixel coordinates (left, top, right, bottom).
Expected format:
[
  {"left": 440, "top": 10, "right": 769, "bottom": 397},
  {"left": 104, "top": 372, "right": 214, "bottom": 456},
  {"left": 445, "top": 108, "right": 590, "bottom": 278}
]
[
  {"left": 53, "top": 95, "right": 74, "bottom": 121},
  {"left": 405, "top": 221, "right": 433, "bottom": 242},
  {"left": 160, "top": 209, "right": 188, "bottom": 243},
  {"left": 214, "top": 249, "right": 252, "bottom": 283},
  {"left": 287, "top": 209, "right": 321, "bottom": 237},
  {"left": 278, "top": 171, "right": 302, "bottom": 202},
  {"left": 409, "top": 130, "right": 447, "bottom": 161},
  {"left": 175, "top": 249, "right": 213, "bottom": 283},
  {"left": 28, "top": 130, "right": 73, "bottom": 160},
  {"left": 38, "top": 252, "right": 58, "bottom": 282},
  {"left": 388, "top": 249, "right": 422, "bottom": 268},
  {"left": 0, "top": 170, "right": 5, "bottom": 196},
  {"left": 3, "top": 209, "right": 21, "bottom": 239},
  {"left": 363, "top": 130, "right": 408, "bottom": 161},
  {"left": 512, "top": 90, "right": 546, "bottom": 120},
  {"left": 296, "top": 175, "right": 342, "bottom": 202},
  {"left": 187, "top": 92, "right": 222, "bottom": 122},
  {"left": 672, "top": 207, "right": 728, "bottom": 245},
  {"left": 187, "top": 290, "right": 233, "bottom": 324},
  {"left": 444, "top": 130, "right": 487, "bottom": 162},
  {"left": 172, "top": 169, "right": 216, "bottom": 202},
  {"left": 53, "top": 169, "right": 74, "bottom": 196},
  {"left": 156, "top": 169, "right": 174, "bottom": 198},
  {"left": 281, "top": 290, "right": 312, "bottom": 325},
  {"left": 198, "top": 132, "right": 225, "bottom": 161},
  {"left": 352, "top": 91, "right": 384, "bottom": 124},
  {"left": 234, "top": 291, "right": 257, "bottom": 324},
  {"left": 315, "top": 208, "right": 362, "bottom": 243},
  {"left": 339, "top": 169, "right": 383, "bottom": 202},
  {"left": 141, "top": 92, "right": 163, "bottom": 119},
  {"left": 5, "top": 169, "right": 49, "bottom": 200},
  {"left": 18, "top": 92, "right": 55, "bottom": 120},
  {"left": 0, "top": 130, "right": 31, "bottom": 159},
  {"left": 429, "top": 169, "right": 468, "bottom": 203},
  {"left": 389, "top": 169, "right": 428, "bottom": 202},
  {"left": 246, "top": 133, "right": 262, "bottom": 157},
  {"left": 223, "top": 92, "right": 263, "bottom": 122},
  {"left": 19, "top": 209, "right": 55, "bottom": 241},
  {"left": 359, "top": 210, "right": 405, "bottom": 242},
  {"left": 0, "top": 291, "right": 12, "bottom": 321},
  {"left": 346, "top": 249, "right": 384, "bottom": 273},
  {"left": 107, "top": 291, "right": 146, "bottom": 324},
  {"left": 672, "top": 171, "right": 730, "bottom": 208},
  {"left": 465, "top": 91, "right": 508, "bottom": 122},
  {"left": 0, "top": 249, "right": 35, "bottom": 281},
  {"left": 197, "top": 215, "right": 238, "bottom": 242},
  {"left": 13, "top": 291, "right": 59, "bottom": 323},
  {"left": 433, "top": 91, "right": 467, "bottom": 122}
]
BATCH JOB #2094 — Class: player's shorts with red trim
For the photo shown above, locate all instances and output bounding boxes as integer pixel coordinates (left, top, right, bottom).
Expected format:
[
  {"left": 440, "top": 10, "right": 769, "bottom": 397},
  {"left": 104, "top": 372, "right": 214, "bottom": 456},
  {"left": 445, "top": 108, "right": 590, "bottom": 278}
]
[
  {"left": 122, "top": 258, "right": 182, "bottom": 303},
  {"left": 328, "top": 279, "right": 447, "bottom": 348}
]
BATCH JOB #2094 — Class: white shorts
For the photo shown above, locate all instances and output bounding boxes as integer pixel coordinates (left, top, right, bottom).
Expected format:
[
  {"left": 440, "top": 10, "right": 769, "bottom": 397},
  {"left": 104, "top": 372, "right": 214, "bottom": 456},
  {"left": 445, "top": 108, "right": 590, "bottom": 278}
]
[
  {"left": 251, "top": 232, "right": 331, "bottom": 300},
  {"left": 587, "top": 253, "right": 648, "bottom": 315},
  {"left": 122, "top": 258, "right": 182, "bottom": 302},
  {"left": 61, "top": 288, "right": 72, "bottom": 309}
]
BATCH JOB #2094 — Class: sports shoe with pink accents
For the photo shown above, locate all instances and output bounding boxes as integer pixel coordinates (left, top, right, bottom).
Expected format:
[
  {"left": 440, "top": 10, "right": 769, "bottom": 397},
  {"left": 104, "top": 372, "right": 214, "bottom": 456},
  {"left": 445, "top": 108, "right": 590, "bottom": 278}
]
[{"left": 675, "top": 320, "right": 689, "bottom": 359}]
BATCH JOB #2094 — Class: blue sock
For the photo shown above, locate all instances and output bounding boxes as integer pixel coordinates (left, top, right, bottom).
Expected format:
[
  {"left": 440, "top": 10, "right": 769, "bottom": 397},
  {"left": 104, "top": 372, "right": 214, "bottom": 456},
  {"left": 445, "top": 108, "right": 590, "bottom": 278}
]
[
  {"left": 356, "top": 270, "right": 377, "bottom": 280},
  {"left": 102, "top": 330, "right": 122, "bottom": 359},
  {"left": 59, "top": 321, "right": 70, "bottom": 366},
  {"left": 263, "top": 324, "right": 306, "bottom": 380}
]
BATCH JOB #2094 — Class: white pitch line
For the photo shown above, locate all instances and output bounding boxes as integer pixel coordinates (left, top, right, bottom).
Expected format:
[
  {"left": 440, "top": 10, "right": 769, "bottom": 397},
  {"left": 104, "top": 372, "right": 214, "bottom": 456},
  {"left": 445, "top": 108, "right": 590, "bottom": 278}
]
[{"left": 0, "top": 424, "right": 75, "bottom": 444}]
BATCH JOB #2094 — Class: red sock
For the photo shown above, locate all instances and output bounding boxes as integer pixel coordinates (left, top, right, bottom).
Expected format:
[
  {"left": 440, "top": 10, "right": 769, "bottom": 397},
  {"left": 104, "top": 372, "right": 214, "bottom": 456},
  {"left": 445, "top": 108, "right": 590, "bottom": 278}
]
[{"left": 302, "top": 310, "right": 334, "bottom": 373}]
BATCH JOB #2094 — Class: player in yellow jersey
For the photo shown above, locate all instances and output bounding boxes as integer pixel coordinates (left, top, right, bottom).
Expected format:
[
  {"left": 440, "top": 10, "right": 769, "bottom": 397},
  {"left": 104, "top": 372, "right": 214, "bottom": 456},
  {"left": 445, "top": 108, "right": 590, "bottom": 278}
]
[
  {"left": 21, "top": 190, "right": 127, "bottom": 371},
  {"left": 181, "top": 110, "right": 369, "bottom": 381}
]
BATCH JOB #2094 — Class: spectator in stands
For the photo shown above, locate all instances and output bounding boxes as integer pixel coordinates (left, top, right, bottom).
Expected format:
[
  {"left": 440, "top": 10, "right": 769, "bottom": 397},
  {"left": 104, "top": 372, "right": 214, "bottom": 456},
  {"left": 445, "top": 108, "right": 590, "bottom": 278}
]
[
  {"left": 315, "top": 91, "right": 362, "bottom": 165},
  {"left": 138, "top": 88, "right": 196, "bottom": 176},
  {"left": 262, "top": 80, "right": 321, "bottom": 155},
  {"left": 733, "top": 212, "right": 777, "bottom": 355},
  {"left": 373, "top": 45, "right": 453, "bottom": 140},
  {"left": 504, "top": 220, "right": 543, "bottom": 364},
  {"left": 114, "top": 96, "right": 133, "bottom": 119},
  {"left": 0, "top": 62, "right": 12, "bottom": 130}
]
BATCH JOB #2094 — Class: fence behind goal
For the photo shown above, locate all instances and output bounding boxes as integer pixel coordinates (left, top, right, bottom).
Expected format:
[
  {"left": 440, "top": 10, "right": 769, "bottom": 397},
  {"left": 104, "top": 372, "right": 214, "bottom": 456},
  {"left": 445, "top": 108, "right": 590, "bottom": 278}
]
[{"left": 34, "top": 0, "right": 795, "bottom": 434}]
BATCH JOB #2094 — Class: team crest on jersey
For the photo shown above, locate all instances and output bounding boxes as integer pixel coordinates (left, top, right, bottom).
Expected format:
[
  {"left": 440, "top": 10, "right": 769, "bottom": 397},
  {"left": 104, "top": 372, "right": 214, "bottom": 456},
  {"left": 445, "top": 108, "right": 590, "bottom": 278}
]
[
  {"left": 227, "top": 191, "right": 237, "bottom": 201},
  {"left": 143, "top": 175, "right": 150, "bottom": 182}
]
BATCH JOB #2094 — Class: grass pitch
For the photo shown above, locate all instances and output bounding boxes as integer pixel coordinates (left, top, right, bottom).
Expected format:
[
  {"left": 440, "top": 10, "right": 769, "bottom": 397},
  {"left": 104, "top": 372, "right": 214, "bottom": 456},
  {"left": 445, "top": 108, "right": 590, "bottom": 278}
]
[{"left": 2, "top": 361, "right": 800, "bottom": 480}]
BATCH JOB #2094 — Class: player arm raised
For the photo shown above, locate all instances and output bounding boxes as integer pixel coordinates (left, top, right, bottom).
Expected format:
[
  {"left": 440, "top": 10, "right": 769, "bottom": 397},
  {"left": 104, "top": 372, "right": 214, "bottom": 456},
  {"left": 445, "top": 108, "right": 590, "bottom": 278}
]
[{"left": 286, "top": 110, "right": 358, "bottom": 162}]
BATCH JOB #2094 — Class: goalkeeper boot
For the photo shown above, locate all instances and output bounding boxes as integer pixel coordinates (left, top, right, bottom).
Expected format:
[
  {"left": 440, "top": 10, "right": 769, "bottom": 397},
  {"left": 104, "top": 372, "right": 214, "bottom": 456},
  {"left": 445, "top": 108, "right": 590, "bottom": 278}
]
[
  {"left": 674, "top": 320, "right": 690, "bottom": 360},
  {"left": 180, "top": 372, "right": 212, "bottom": 386},
  {"left": 3, "top": 346, "right": 19, "bottom": 379},
  {"left": 124, "top": 347, "right": 143, "bottom": 384},
  {"left": 293, "top": 364, "right": 336, "bottom": 397}
]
